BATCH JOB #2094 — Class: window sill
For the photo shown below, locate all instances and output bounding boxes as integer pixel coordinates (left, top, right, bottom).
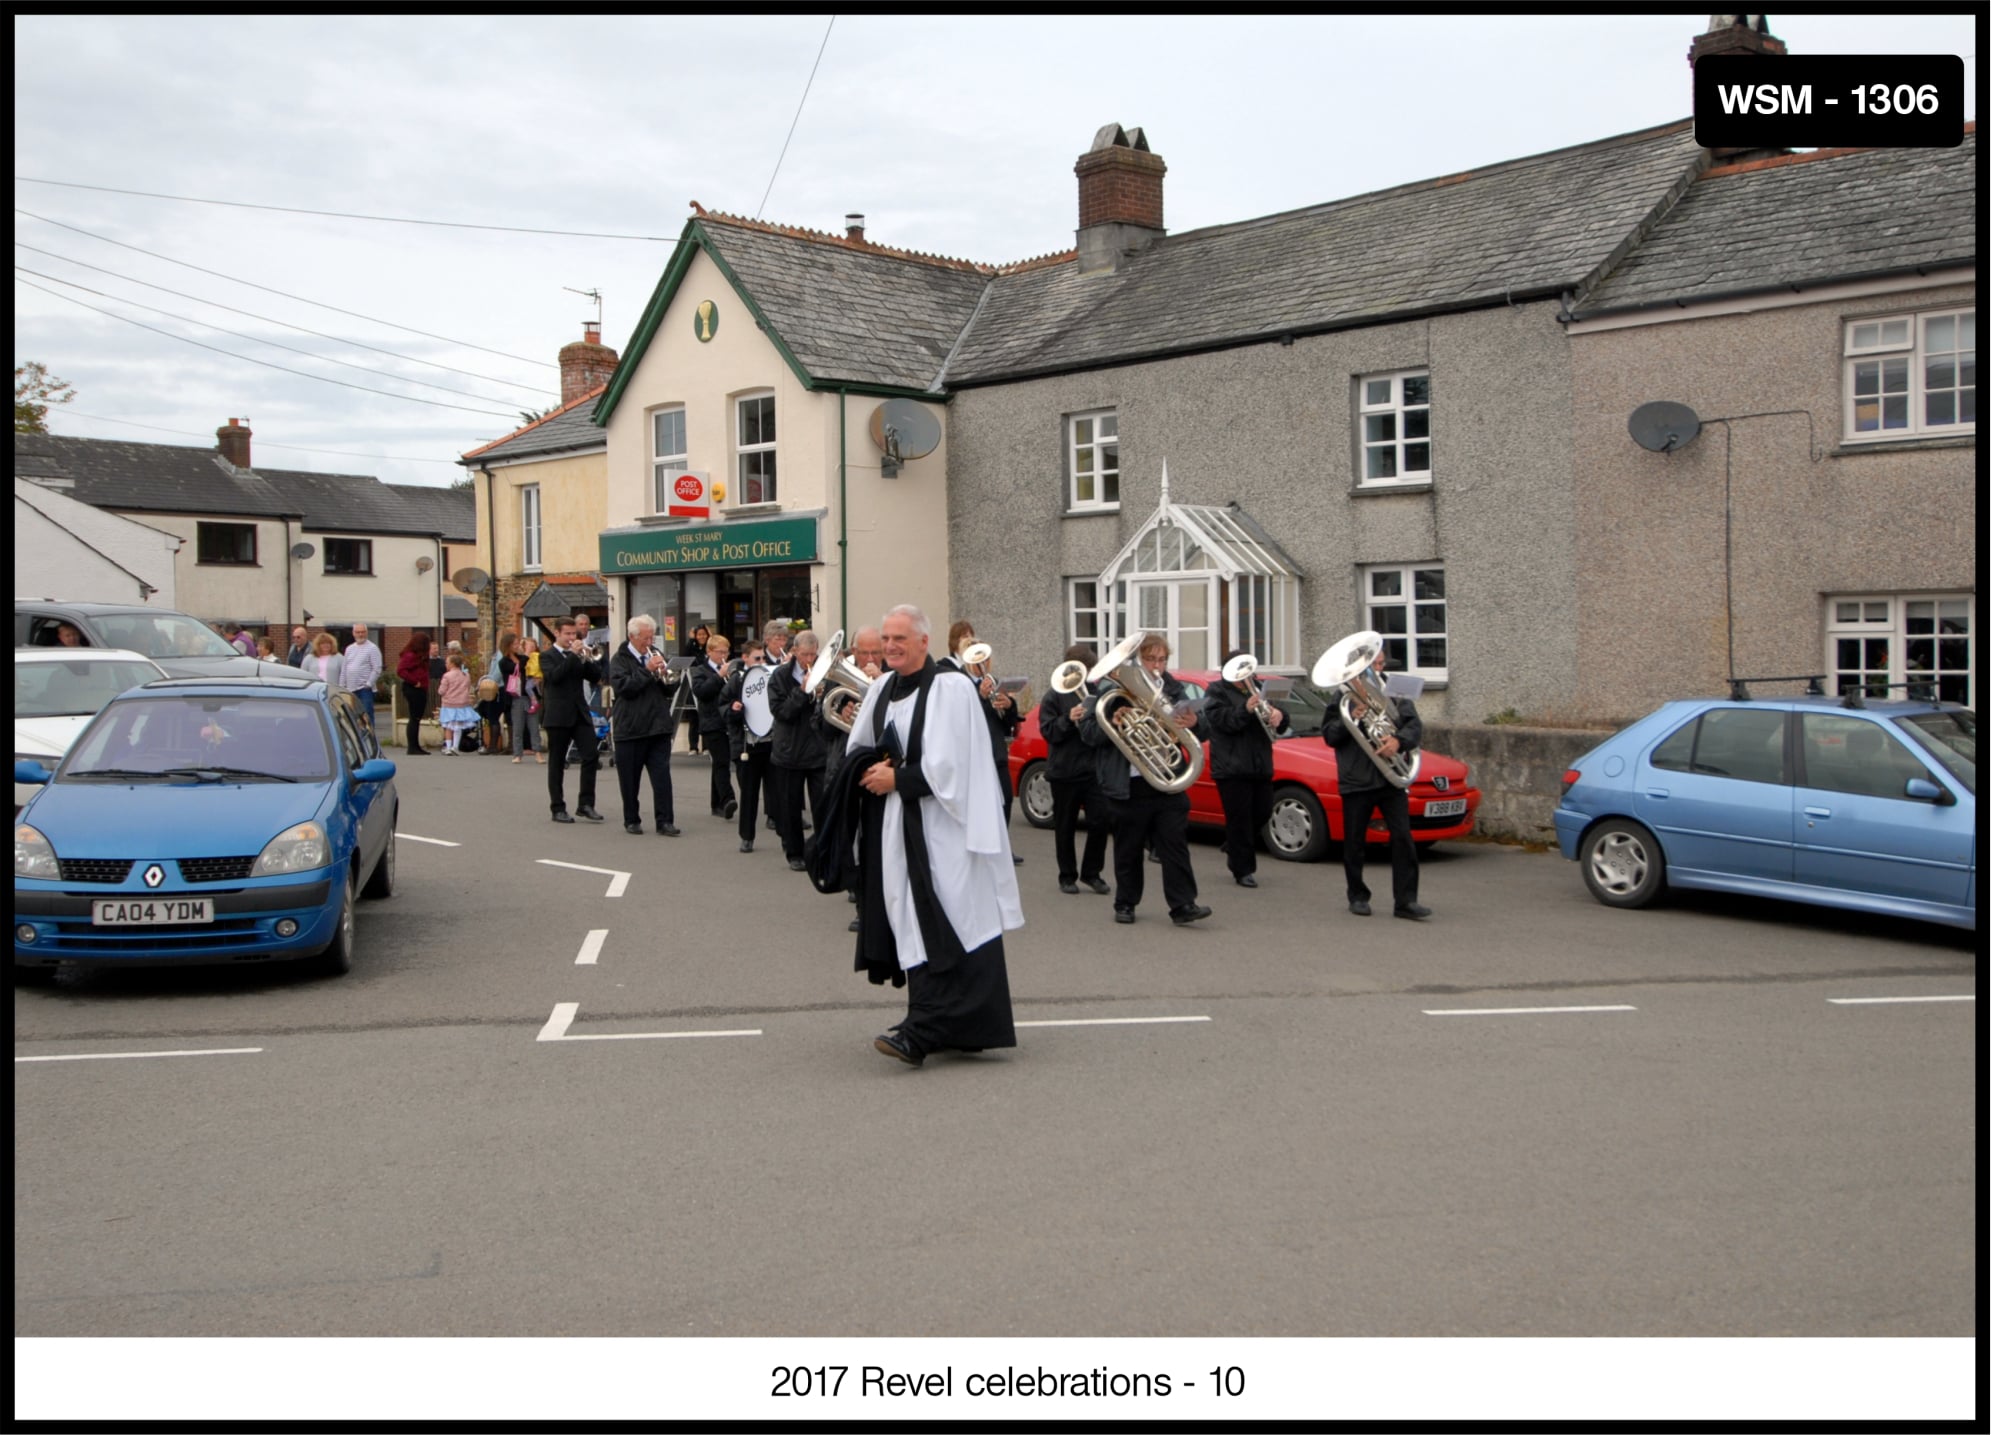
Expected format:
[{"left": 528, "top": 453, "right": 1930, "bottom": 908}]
[
  {"left": 322, "top": 572, "right": 374, "bottom": 578},
  {"left": 1349, "top": 481, "right": 1433, "bottom": 498},
  {"left": 1062, "top": 506, "right": 1121, "bottom": 519},
  {"left": 720, "top": 503, "right": 783, "bottom": 518},
  {"left": 1830, "top": 434, "right": 1976, "bottom": 458}
]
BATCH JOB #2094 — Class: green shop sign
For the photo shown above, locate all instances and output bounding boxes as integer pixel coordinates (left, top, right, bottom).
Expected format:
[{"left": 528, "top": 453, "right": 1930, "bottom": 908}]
[{"left": 601, "top": 515, "right": 819, "bottom": 574}]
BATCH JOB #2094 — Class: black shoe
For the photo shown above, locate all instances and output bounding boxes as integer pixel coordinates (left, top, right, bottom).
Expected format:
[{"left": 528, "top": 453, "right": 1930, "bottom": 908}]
[
  {"left": 874, "top": 1032, "right": 923, "bottom": 1066},
  {"left": 1059, "top": 879, "right": 1080, "bottom": 895},
  {"left": 576, "top": 807, "right": 604, "bottom": 823},
  {"left": 1235, "top": 874, "right": 1259, "bottom": 889},
  {"left": 847, "top": 888, "right": 859, "bottom": 904},
  {"left": 1349, "top": 899, "right": 1371, "bottom": 916},
  {"left": 1012, "top": 852, "right": 1025, "bottom": 865},
  {"left": 1394, "top": 903, "right": 1433, "bottom": 922},
  {"left": 1170, "top": 903, "right": 1214, "bottom": 926},
  {"left": 765, "top": 817, "right": 776, "bottom": 831},
  {"left": 1083, "top": 876, "right": 1110, "bottom": 895},
  {"left": 723, "top": 800, "right": 738, "bottom": 819},
  {"left": 787, "top": 858, "right": 807, "bottom": 872},
  {"left": 624, "top": 823, "right": 644, "bottom": 834},
  {"left": 739, "top": 840, "right": 755, "bottom": 853},
  {"left": 552, "top": 811, "right": 575, "bottom": 824},
  {"left": 1113, "top": 906, "right": 1136, "bottom": 924},
  {"left": 657, "top": 824, "right": 681, "bottom": 837},
  {"left": 848, "top": 917, "right": 861, "bottom": 933},
  {"left": 1147, "top": 849, "right": 1161, "bottom": 863}
]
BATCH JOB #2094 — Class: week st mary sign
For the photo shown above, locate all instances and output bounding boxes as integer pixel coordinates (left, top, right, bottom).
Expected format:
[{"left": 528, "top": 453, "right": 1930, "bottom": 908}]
[{"left": 600, "top": 515, "right": 819, "bottom": 575}]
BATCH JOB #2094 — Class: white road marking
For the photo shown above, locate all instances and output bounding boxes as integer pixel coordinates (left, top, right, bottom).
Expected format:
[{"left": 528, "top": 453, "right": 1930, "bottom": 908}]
[
  {"left": 1827, "top": 995, "right": 1976, "bottom": 1005},
  {"left": 1017, "top": 1015, "right": 1211, "bottom": 1028},
  {"left": 16, "top": 1047, "right": 264, "bottom": 1063},
  {"left": 575, "top": 929, "right": 609, "bottom": 966},
  {"left": 536, "top": 1002, "right": 760, "bottom": 1043},
  {"left": 534, "top": 859, "right": 631, "bottom": 898},
  {"left": 1423, "top": 1004, "right": 1638, "bottom": 1017},
  {"left": 394, "top": 833, "right": 460, "bottom": 847}
]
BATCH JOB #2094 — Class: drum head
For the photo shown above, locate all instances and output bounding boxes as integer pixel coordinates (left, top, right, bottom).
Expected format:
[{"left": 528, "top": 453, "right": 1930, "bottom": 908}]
[{"left": 742, "top": 665, "right": 774, "bottom": 738}]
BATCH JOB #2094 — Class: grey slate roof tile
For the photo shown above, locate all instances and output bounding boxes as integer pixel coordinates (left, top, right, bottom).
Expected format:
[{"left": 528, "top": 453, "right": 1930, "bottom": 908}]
[
  {"left": 460, "top": 386, "right": 608, "bottom": 464},
  {"left": 1577, "top": 136, "right": 1978, "bottom": 314}
]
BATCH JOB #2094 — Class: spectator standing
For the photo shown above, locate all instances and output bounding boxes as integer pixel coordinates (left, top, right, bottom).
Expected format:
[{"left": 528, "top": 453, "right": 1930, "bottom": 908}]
[
  {"left": 511, "top": 635, "right": 544, "bottom": 764},
  {"left": 285, "top": 627, "right": 311, "bottom": 667},
  {"left": 397, "top": 633, "right": 433, "bottom": 756},
  {"left": 255, "top": 637, "right": 278, "bottom": 661},
  {"left": 305, "top": 632, "right": 345, "bottom": 690},
  {"left": 436, "top": 655, "right": 477, "bottom": 755},
  {"left": 342, "top": 623, "right": 383, "bottom": 732}
]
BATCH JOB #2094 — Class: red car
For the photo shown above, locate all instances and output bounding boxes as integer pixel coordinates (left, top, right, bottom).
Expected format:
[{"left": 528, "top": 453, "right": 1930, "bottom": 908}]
[{"left": 1008, "top": 670, "right": 1481, "bottom": 861}]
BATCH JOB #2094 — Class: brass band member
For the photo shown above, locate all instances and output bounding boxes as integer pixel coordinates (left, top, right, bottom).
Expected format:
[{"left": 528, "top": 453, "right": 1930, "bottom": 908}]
[
  {"left": 1203, "top": 649, "right": 1290, "bottom": 888},
  {"left": 944, "top": 619, "right": 1024, "bottom": 860},
  {"left": 768, "top": 629, "right": 828, "bottom": 872},
  {"left": 541, "top": 618, "right": 605, "bottom": 824},
  {"left": 607, "top": 614, "right": 680, "bottom": 836},
  {"left": 1041, "top": 643, "right": 1111, "bottom": 895},
  {"left": 831, "top": 628, "right": 885, "bottom": 933},
  {"left": 1322, "top": 646, "right": 1430, "bottom": 920},
  {"left": 1081, "top": 632, "right": 1211, "bottom": 926},
  {"left": 726, "top": 638, "right": 776, "bottom": 853},
  {"left": 690, "top": 633, "right": 738, "bottom": 820}
]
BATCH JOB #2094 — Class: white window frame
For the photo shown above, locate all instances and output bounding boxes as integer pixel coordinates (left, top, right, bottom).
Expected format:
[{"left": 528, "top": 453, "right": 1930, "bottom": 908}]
[
  {"left": 1357, "top": 369, "right": 1432, "bottom": 486},
  {"left": 1826, "top": 593, "right": 1974, "bottom": 706},
  {"left": 1066, "top": 409, "right": 1120, "bottom": 512},
  {"left": 1065, "top": 577, "right": 1107, "bottom": 656},
  {"left": 734, "top": 392, "right": 777, "bottom": 507},
  {"left": 1843, "top": 308, "right": 1976, "bottom": 442},
  {"left": 651, "top": 405, "right": 688, "bottom": 514},
  {"left": 1361, "top": 563, "right": 1447, "bottom": 681},
  {"left": 521, "top": 484, "right": 542, "bottom": 572}
]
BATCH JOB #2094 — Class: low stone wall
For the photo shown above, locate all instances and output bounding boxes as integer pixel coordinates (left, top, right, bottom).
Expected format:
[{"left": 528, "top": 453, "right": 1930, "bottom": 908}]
[{"left": 1423, "top": 722, "right": 1617, "bottom": 844}]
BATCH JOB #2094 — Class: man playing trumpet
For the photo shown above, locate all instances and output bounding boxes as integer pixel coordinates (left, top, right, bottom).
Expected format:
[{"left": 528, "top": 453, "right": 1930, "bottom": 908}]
[
  {"left": 607, "top": 614, "right": 680, "bottom": 836},
  {"left": 1203, "top": 650, "right": 1290, "bottom": 888}
]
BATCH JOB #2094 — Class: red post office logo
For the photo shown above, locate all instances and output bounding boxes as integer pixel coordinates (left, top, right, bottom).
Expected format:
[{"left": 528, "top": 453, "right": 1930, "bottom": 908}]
[{"left": 672, "top": 474, "right": 705, "bottom": 504}]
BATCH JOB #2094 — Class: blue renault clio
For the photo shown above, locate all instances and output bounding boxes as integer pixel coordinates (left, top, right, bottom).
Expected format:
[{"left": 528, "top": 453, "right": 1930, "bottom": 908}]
[
  {"left": 14, "top": 675, "right": 397, "bottom": 977},
  {"left": 1554, "top": 692, "right": 1977, "bottom": 931}
]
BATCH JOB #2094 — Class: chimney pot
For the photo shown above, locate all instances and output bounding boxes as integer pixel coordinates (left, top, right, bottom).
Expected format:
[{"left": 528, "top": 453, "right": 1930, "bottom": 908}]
[
  {"left": 557, "top": 324, "right": 621, "bottom": 407},
  {"left": 583, "top": 320, "right": 601, "bottom": 345},
  {"left": 216, "top": 417, "right": 252, "bottom": 469},
  {"left": 1689, "top": 16, "right": 1791, "bottom": 160},
  {"left": 1074, "top": 123, "right": 1166, "bottom": 273},
  {"left": 845, "top": 213, "right": 866, "bottom": 243}
]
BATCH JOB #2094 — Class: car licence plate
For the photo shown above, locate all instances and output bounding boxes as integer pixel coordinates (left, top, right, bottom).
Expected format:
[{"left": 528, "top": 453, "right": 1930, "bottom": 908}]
[
  {"left": 1426, "top": 798, "right": 1467, "bottom": 818},
  {"left": 92, "top": 898, "right": 213, "bottom": 927}
]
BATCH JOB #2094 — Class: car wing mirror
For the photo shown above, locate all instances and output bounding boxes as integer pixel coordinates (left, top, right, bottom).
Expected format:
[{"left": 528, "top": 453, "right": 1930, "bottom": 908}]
[
  {"left": 1904, "top": 777, "right": 1951, "bottom": 805},
  {"left": 14, "top": 760, "right": 53, "bottom": 785},
  {"left": 354, "top": 758, "right": 397, "bottom": 784}
]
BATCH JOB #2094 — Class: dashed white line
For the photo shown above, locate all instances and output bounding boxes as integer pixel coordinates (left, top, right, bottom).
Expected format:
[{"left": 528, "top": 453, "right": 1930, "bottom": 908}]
[
  {"left": 534, "top": 859, "right": 631, "bottom": 898},
  {"left": 575, "top": 929, "right": 609, "bottom": 966},
  {"left": 1017, "top": 1015, "right": 1211, "bottom": 1028},
  {"left": 536, "top": 1002, "right": 761, "bottom": 1043},
  {"left": 394, "top": 833, "right": 460, "bottom": 847},
  {"left": 1827, "top": 995, "right": 1975, "bottom": 1006},
  {"left": 16, "top": 1047, "right": 264, "bottom": 1063},
  {"left": 1423, "top": 1004, "right": 1638, "bottom": 1017}
]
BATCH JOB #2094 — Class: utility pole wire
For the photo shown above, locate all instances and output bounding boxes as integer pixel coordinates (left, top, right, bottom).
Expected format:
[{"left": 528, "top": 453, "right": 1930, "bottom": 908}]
[
  {"left": 756, "top": 15, "right": 837, "bottom": 220},
  {"left": 55, "top": 409, "right": 467, "bottom": 465}
]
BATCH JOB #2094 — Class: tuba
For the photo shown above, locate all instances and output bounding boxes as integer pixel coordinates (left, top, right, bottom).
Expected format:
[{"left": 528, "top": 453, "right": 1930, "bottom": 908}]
[
  {"left": 803, "top": 628, "right": 870, "bottom": 733},
  {"left": 1222, "top": 651, "right": 1276, "bottom": 742},
  {"left": 1086, "top": 632, "right": 1205, "bottom": 793},
  {"left": 1311, "top": 630, "right": 1420, "bottom": 789}
]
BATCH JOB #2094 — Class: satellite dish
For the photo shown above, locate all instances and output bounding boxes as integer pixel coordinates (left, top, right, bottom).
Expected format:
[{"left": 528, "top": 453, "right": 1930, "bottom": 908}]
[
  {"left": 451, "top": 567, "right": 490, "bottom": 594},
  {"left": 868, "top": 399, "right": 942, "bottom": 477},
  {"left": 289, "top": 542, "right": 316, "bottom": 560},
  {"left": 414, "top": 555, "right": 435, "bottom": 574},
  {"left": 1627, "top": 401, "right": 1703, "bottom": 453}
]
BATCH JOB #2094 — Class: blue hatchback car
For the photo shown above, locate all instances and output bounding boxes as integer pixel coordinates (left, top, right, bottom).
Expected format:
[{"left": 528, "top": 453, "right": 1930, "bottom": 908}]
[
  {"left": 14, "top": 675, "right": 397, "bottom": 976},
  {"left": 1554, "top": 693, "right": 1977, "bottom": 931}
]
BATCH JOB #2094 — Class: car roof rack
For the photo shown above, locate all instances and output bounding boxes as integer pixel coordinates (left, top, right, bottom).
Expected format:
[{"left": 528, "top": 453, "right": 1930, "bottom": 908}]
[
  {"left": 1726, "top": 674, "right": 1825, "bottom": 701},
  {"left": 1839, "top": 680, "right": 1939, "bottom": 710}
]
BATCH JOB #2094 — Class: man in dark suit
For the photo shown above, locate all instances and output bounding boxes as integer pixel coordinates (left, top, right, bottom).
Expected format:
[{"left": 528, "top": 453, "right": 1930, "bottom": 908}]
[
  {"left": 607, "top": 614, "right": 680, "bottom": 836},
  {"left": 768, "top": 630, "right": 828, "bottom": 872},
  {"left": 1322, "top": 646, "right": 1429, "bottom": 920},
  {"left": 1203, "top": 650, "right": 1291, "bottom": 889},
  {"left": 541, "top": 619, "right": 604, "bottom": 824},
  {"left": 689, "top": 632, "right": 737, "bottom": 820}
]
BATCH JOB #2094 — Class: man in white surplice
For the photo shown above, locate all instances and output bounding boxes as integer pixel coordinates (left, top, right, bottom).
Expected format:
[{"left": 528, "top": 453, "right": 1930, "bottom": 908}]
[{"left": 847, "top": 604, "right": 1022, "bottom": 1066}]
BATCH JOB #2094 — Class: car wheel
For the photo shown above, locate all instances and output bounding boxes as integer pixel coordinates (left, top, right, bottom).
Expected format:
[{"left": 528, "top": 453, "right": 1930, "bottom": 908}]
[
  {"left": 361, "top": 819, "right": 396, "bottom": 900},
  {"left": 1581, "top": 819, "right": 1666, "bottom": 909},
  {"left": 311, "top": 871, "right": 356, "bottom": 976},
  {"left": 1019, "top": 760, "right": 1055, "bottom": 829},
  {"left": 1265, "top": 783, "right": 1330, "bottom": 863}
]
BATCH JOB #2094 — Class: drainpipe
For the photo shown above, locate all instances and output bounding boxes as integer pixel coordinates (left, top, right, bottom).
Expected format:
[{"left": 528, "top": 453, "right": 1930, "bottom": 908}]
[
  {"left": 481, "top": 464, "right": 499, "bottom": 649},
  {"left": 838, "top": 388, "right": 849, "bottom": 635}
]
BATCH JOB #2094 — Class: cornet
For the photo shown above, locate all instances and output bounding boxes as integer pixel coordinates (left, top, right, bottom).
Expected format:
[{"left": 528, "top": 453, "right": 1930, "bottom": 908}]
[{"left": 1222, "top": 651, "right": 1278, "bottom": 742}]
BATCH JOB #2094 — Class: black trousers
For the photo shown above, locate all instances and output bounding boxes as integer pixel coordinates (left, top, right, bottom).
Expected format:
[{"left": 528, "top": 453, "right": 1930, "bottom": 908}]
[
  {"left": 1342, "top": 784, "right": 1418, "bottom": 908},
  {"left": 1049, "top": 775, "right": 1109, "bottom": 883},
  {"left": 777, "top": 764, "right": 824, "bottom": 861},
  {"left": 1215, "top": 776, "right": 1275, "bottom": 879},
  {"left": 737, "top": 743, "right": 776, "bottom": 842},
  {"left": 400, "top": 681, "right": 427, "bottom": 754},
  {"left": 702, "top": 729, "right": 734, "bottom": 813},
  {"left": 1111, "top": 777, "right": 1197, "bottom": 912},
  {"left": 545, "top": 723, "right": 599, "bottom": 813},
  {"left": 615, "top": 733, "right": 675, "bottom": 827}
]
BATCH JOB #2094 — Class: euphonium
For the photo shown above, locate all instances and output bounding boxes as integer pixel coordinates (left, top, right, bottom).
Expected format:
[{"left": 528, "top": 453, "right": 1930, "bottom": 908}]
[
  {"left": 1085, "top": 632, "right": 1205, "bottom": 794},
  {"left": 1222, "top": 651, "right": 1275, "bottom": 742},
  {"left": 1310, "top": 630, "right": 1420, "bottom": 789},
  {"left": 803, "top": 627, "right": 870, "bottom": 733}
]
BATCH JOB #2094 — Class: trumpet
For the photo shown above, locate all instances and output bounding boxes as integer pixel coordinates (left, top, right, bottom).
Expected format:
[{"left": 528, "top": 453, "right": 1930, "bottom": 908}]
[
  {"left": 645, "top": 645, "right": 677, "bottom": 686},
  {"left": 1222, "top": 651, "right": 1278, "bottom": 741},
  {"left": 803, "top": 627, "right": 871, "bottom": 733}
]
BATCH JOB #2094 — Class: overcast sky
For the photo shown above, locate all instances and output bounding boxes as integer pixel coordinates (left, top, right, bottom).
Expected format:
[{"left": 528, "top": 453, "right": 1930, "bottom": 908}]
[{"left": 12, "top": 12, "right": 1980, "bottom": 493}]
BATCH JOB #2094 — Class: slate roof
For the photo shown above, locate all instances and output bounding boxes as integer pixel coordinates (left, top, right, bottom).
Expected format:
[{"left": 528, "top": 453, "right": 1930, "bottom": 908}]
[
  {"left": 443, "top": 595, "right": 479, "bottom": 620},
  {"left": 520, "top": 578, "right": 609, "bottom": 617},
  {"left": 942, "top": 120, "right": 1706, "bottom": 385},
  {"left": 693, "top": 216, "right": 995, "bottom": 391},
  {"left": 386, "top": 483, "right": 476, "bottom": 542},
  {"left": 1576, "top": 130, "right": 1979, "bottom": 315},
  {"left": 460, "top": 384, "right": 608, "bottom": 464}
]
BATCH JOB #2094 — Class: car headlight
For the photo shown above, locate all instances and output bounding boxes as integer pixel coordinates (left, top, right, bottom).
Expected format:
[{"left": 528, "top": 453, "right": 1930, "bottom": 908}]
[
  {"left": 16, "top": 824, "right": 58, "bottom": 879},
  {"left": 251, "top": 821, "right": 329, "bottom": 876}
]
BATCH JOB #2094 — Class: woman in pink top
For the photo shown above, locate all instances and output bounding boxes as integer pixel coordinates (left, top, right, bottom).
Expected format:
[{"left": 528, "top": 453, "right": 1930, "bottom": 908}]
[
  {"left": 307, "top": 632, "right": 345, "bottom": 689},
  {"left": 436, "top": 655, "right": 477, "bottom": 755}
]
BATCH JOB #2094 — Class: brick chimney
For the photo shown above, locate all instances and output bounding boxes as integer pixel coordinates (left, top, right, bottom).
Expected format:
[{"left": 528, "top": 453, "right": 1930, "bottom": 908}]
[
  {"left": 216, "top": 416, "right": 252, "bottom": 469},
  {"left": 558, "top": 321, "right": 620, "bottom": 406},
  {"left": 1075, "top": 123, "right": 1166, "bottom": 274},
  {"left": 1690, "top": 15, "right": 1790, "bottom": 160},
  {"left": 845, "top": 213, "right": 866, "bottom": 243}
]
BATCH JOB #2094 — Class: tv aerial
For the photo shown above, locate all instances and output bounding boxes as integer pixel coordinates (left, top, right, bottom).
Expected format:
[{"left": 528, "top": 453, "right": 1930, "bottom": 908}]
[
  {"left": 1626, "top": 401, "right": 1703, "bottom": 453},
  {"left": 564, "top": 286, "right": 603, "bottom": 325},
  {"left": 868, "top": 399, "right": 942, "bottom": 478}
]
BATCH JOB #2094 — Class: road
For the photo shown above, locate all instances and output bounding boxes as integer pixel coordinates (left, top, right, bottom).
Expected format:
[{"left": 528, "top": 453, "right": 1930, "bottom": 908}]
[{"left": 13, "top": 743, "right": 1978, "bottom": 1411}]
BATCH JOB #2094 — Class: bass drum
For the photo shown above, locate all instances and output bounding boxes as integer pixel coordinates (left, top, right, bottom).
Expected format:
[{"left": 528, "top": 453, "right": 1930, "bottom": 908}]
[{"left": 741, "top": 664, "right": 775, "bottom": 740}]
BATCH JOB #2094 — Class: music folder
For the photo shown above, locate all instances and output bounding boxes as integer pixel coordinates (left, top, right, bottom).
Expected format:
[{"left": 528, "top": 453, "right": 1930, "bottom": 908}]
[{"left": 1382, "top": 673, "right": 1424, "bottom": 701}]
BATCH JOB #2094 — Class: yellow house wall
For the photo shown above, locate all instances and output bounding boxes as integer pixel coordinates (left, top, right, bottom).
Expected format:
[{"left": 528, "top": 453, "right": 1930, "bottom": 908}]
[{"left": 473, "top": 448, "right": 608, "bottom": 578}]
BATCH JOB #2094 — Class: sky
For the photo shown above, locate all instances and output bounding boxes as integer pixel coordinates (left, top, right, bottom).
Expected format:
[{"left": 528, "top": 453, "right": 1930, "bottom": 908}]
[{"left": 12, "top": 12, "right": 1981, "bottom": 494}]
